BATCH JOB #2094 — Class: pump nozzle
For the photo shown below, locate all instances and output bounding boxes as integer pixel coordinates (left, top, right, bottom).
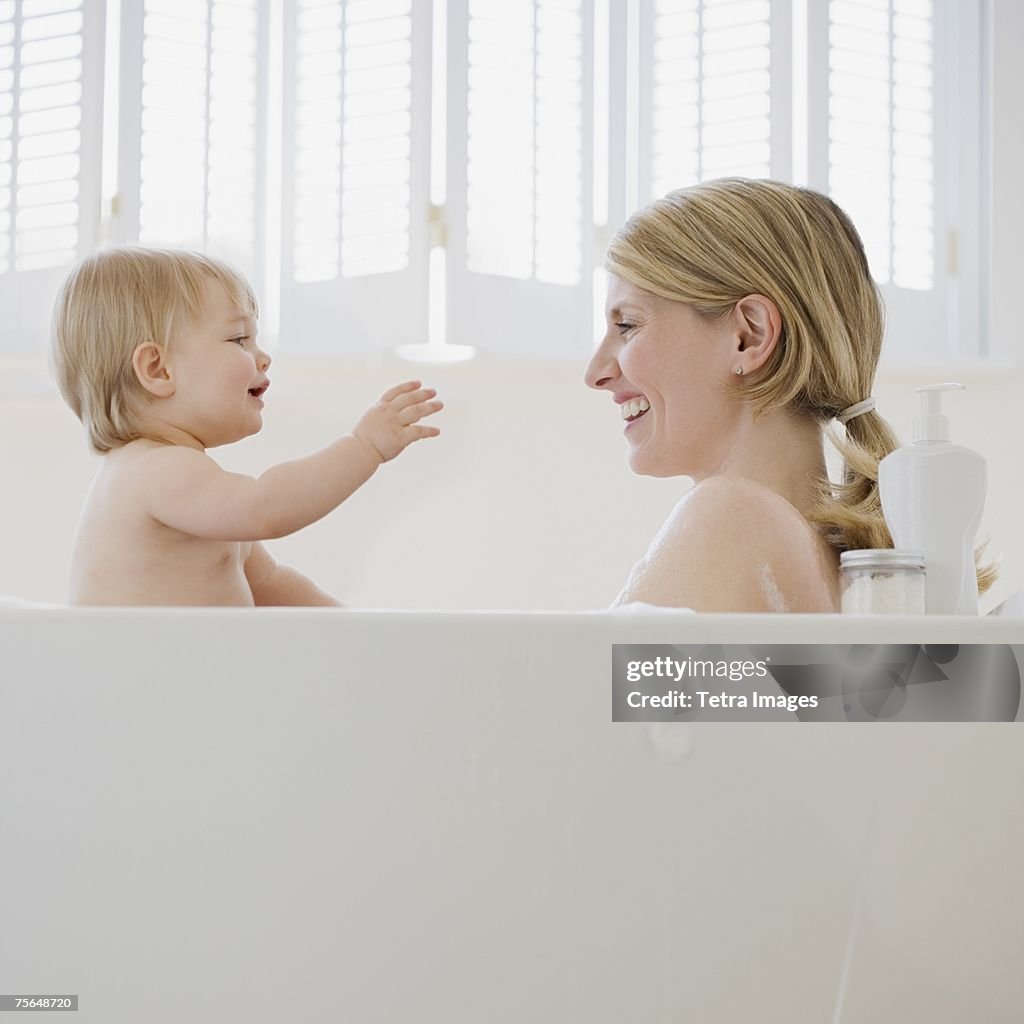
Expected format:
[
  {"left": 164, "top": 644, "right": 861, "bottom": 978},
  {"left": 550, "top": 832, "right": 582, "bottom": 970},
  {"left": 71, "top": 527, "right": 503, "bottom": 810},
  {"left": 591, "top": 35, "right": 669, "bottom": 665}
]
[{"left": 914, "top": 382, "right": 964, "bottom": 442}]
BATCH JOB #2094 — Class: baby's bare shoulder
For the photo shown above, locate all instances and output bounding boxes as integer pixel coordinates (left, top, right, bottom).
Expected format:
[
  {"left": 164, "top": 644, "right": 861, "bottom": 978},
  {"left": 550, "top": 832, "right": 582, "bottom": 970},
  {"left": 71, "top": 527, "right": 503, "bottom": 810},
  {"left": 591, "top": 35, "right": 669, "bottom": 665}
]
[{"left": 110, "top": 441, "right": 218, "bottom": 486}]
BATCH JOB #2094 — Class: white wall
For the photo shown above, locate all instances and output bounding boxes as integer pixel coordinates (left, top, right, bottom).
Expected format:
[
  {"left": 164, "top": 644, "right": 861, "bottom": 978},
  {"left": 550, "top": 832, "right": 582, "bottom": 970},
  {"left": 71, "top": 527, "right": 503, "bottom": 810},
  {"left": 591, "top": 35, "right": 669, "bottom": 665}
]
[
  {"left": 2, "top": 357, "right": 1022, "bottom": 611},
  {"left": 1, "top": 0, "right": 1021, "bottom": 610}
]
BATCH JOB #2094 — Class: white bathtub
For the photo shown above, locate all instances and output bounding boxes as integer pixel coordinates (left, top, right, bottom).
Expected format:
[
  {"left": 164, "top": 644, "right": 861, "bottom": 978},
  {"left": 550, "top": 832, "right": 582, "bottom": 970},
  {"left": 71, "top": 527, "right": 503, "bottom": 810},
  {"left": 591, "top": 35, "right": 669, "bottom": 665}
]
[{"left": 1, "top": 608, "right": 1022, "bottom": 1023}]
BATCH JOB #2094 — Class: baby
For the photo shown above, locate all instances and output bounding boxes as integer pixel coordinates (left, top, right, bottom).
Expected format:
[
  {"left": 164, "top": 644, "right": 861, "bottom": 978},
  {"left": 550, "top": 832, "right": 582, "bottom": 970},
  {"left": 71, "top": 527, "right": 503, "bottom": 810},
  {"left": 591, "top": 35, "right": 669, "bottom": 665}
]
[{"left": 51, "top": 246, "right": 442, "bottom": 606}]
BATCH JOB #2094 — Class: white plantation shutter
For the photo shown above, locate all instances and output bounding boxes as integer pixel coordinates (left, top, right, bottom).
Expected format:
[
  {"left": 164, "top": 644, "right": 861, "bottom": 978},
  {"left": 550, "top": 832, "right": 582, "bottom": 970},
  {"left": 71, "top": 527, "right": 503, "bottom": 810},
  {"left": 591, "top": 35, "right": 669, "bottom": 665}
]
[
  {"left": 0, "top": 0, "right": 985, "bottom": 363},
  {"left": 278, "top": 0, "right": 431, "bottom": 353},
  {"left": 445, "top": 0, "right": 594, "bottom": 357},
  {"left": 117, "top": 0, "right": 269, "bottom": 292},
  {"left": 0, "top": 0, "right": 104, "bottom": 350},
  {"left": 636, "top": 0, "right": 789, "bottom": 204},
  {"left": 808, "top": 0, "right": 980, "bottom": 359}
]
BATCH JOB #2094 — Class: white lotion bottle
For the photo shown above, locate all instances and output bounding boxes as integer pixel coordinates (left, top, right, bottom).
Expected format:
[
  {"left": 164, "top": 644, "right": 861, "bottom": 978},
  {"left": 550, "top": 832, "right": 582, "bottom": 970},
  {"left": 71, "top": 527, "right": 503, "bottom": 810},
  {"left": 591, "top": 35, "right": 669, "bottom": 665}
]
[{"left": 877, "top": 383, "right": 986, "bottom": 615}]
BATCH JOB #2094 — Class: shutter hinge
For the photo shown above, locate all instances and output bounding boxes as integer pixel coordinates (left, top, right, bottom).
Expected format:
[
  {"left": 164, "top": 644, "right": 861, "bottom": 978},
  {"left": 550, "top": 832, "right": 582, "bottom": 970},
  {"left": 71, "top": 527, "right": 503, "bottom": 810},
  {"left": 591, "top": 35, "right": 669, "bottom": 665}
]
[
  {"left": 99, "top": 193, "right": 121, "bottom": 245},
  {"left": 428, "top": 204, "right": 447, "bottom": 248}
]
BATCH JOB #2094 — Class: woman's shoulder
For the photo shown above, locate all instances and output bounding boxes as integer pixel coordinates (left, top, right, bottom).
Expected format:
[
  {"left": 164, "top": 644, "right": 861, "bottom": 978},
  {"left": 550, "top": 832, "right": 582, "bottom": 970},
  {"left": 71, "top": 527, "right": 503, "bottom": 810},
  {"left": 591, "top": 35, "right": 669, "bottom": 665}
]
[
  {"left": 665, "top": 477, "right": 826, "bottom": 573},
  {"left": 674, "top": 476, "right": 817, "bottom": 538},
  {"left": 616, "top": 476, "right": 838, "bottom": 612}
]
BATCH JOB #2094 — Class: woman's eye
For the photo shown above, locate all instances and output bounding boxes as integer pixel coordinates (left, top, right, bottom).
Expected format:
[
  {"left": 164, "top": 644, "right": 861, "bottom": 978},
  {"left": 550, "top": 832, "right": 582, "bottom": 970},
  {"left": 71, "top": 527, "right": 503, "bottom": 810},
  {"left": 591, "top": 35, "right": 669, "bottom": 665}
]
[{"left": 616, "top": 322, "right": 636, "bottom": 336}]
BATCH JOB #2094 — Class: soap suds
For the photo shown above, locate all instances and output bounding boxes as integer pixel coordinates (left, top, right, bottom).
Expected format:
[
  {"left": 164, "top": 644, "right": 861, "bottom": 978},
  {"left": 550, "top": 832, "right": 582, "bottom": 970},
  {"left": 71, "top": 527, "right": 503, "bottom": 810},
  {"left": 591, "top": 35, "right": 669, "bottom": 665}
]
[{"left": 758, "top": 561, "right": 790, "bottom": 612}]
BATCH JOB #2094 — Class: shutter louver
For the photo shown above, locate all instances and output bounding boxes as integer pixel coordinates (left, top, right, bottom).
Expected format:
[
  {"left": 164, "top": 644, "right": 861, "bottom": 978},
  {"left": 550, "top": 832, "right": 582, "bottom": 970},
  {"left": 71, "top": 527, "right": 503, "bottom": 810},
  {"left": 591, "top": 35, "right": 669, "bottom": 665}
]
[
  {"left": 644, "top": 0, "right": 773, "bottom": 202},
  {"left": 0, "top": 0, "right": 102, "bottom": 349},
  {"left": 124, "top": 0, "right": 264, "bottom": 284},
  {"left": 279, "top": 0, "right": 429, "bottom": 353},
  {"left": 828, "top": 0, "right": 934, "bottom": 291},
  {"left": 448, "top": 0, "right": 593, "bottom": 356},
  {"left": 465, "top": 0, "right": 583, "bottom": 286},
  {"left": 340, "top": 0, "right": 413, "bottom": 279},
  {"left": 2, "top": 0, "right": 84, "bottom": 275},
  {"left": 292, "top": 0, "right": 343, "bottom": 283},
  {"left": 291, "top": 0, "right": 416, "bottom": 283}
]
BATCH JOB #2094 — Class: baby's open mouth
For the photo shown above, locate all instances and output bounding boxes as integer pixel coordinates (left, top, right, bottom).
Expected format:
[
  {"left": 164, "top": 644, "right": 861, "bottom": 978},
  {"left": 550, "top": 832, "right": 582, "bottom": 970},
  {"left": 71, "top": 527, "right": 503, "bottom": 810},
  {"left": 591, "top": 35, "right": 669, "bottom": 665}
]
[
  {"left": 621, "top": 397, "right": 650, "bottom": 422},
  {"left": 248, "top": 384, "right": 269, "bottom": 399}
]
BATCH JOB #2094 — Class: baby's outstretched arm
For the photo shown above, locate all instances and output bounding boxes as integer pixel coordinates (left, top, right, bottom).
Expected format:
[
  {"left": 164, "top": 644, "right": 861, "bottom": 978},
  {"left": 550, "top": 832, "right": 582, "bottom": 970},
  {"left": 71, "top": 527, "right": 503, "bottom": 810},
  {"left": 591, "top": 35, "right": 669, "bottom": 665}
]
[{"left": 139, "top": 380, "right": 441, "bottom": 541}]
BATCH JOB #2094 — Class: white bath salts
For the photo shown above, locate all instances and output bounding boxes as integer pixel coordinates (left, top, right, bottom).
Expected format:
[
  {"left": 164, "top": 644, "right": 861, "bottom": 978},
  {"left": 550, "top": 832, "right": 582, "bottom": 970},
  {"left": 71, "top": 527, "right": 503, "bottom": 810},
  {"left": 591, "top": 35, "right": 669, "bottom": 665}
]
[{"left": 840, "top": 550, "right": 926, "bottom": 615}]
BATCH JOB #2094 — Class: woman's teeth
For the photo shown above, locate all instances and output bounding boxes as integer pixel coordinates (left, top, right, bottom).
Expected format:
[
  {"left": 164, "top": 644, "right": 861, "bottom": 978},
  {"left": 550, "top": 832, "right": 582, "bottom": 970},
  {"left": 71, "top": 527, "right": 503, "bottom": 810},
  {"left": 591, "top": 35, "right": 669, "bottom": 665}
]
[{"left": 621, "top": 397, "right": 650, "bottom": 421}]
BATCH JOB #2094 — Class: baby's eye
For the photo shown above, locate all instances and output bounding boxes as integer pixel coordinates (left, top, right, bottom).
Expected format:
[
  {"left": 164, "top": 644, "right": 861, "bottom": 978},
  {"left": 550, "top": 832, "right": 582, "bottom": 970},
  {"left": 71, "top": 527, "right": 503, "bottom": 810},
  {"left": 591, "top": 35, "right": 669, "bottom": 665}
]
[{"left": 228, "top": 336, "right": 248, "bottom": 346}]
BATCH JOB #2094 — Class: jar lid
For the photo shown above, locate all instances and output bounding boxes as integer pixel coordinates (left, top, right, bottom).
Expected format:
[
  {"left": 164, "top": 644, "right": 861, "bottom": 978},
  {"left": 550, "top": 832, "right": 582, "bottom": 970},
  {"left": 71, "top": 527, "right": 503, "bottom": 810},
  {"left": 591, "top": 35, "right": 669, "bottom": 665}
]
[{"left": 840, "top": 548, "right": 925, "bottom": 570}]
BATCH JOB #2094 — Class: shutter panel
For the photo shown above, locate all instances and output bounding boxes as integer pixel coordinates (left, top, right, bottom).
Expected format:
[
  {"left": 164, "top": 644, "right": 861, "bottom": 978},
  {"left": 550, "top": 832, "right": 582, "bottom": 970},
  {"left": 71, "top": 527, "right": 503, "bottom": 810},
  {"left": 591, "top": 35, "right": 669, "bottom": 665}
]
[
  {"left": 0, "top": 0, "right": 104, "bottom": 350},
  {"left": 278, "top": 0, "right": 431, "bottom": 354},
  {"left": 636, "top": 0, "right": 781, "bottom": 205},
  {"left": 826, "top": 0, "right": 935, "bottom": 288},
  {"left": 117, "top": 0, "right": 268, "bottom": 294},
  {"left": 810, "top": 0, "right": 954, "bottom": 358},
  {"left": 446, "top": 0, "right": 594, "bottom": 357}
]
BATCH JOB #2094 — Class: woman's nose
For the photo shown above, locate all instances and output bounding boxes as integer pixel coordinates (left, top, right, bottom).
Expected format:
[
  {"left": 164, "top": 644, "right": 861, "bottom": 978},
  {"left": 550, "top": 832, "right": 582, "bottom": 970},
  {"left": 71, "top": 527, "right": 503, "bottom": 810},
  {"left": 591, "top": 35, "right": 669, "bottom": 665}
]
[{"left": 584, "top": 341, "right": 618, "bottom": 390}]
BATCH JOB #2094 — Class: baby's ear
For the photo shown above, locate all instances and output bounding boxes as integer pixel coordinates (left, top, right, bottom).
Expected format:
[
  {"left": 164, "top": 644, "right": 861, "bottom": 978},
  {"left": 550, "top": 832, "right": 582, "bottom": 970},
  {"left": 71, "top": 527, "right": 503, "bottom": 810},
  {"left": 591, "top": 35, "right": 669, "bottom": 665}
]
[{"left": 132, "top": 342, "right": 175, "bottom": 398}]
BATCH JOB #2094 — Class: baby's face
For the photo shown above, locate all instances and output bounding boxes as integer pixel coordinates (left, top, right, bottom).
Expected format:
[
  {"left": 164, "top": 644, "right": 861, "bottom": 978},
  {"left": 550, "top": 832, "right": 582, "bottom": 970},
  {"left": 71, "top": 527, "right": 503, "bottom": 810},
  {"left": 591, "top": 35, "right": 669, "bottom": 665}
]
[{"left": 163, "top": 278, "right": 270, "bottom": 448}]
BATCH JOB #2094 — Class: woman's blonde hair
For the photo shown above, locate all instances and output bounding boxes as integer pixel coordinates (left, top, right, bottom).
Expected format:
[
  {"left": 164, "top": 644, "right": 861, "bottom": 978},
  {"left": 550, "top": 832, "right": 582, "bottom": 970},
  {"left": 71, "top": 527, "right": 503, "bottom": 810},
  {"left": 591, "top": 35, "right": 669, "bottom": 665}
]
[
  {"left": 51, "top": 246, "right": 258, "bottom": 454},
  {"left": 606, "top": 177, "right": 995, "bottom": 592}
]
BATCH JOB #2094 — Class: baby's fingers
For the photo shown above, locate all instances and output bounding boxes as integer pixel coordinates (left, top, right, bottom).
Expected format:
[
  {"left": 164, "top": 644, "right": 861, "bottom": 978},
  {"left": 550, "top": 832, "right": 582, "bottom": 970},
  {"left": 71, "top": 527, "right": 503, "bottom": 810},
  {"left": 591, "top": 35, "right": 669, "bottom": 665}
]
[
  {"left": 379, "top": 379, "right": 422, "bottom": 403},
  {"left": 399, "top": 398, "right": 443, "bottom": 426},
  {"left": 392, "top": 385, "right": 437, "bottom": 410},
  {"left": 408, "top": 424, "right": 441, "bottom": 441}
]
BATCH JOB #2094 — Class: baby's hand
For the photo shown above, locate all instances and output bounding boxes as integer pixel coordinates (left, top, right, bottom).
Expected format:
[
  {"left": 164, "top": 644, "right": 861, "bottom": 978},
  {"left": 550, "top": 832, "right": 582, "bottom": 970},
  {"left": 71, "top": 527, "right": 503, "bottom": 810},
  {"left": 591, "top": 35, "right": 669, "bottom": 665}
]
[{"left": 353, "top": 380, "right": 443, "bottom": 463}]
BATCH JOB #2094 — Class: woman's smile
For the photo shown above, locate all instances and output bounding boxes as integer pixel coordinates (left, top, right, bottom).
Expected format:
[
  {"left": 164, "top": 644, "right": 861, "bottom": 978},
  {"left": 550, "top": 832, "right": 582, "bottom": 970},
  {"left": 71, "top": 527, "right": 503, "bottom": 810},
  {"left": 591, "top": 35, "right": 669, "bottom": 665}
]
[
  {"left": 620, "top": 396, "right": 650, "bottom": 424},
  {"left": 614, "top": 390, "right": 651, "bottom": 431}
]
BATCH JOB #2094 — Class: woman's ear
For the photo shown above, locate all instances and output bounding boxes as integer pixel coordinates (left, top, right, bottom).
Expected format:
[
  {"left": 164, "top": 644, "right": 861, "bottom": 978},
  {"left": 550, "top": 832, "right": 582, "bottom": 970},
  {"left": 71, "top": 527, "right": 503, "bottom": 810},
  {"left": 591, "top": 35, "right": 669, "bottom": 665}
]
[
  {"left": 732, "top": 294, "right": 782, "bottom": 375},
  {"left": 132, "top": 342, "right": 175, "bottom": 398}
]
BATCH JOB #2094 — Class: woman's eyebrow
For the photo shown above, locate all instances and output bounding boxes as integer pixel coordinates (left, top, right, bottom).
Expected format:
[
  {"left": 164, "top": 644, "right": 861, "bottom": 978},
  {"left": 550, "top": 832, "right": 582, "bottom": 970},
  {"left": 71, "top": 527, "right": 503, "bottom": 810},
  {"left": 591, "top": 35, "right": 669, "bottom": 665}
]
[{"left": 608, "top": 304, "right": 645, "bottom": 318}]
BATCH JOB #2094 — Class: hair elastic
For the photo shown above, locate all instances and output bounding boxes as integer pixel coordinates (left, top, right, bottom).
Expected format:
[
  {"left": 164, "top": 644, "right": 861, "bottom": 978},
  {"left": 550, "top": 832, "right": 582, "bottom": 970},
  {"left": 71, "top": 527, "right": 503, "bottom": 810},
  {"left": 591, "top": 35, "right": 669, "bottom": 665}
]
[{"left": 836, "top": 397, "right": 876, "bottom": 425}]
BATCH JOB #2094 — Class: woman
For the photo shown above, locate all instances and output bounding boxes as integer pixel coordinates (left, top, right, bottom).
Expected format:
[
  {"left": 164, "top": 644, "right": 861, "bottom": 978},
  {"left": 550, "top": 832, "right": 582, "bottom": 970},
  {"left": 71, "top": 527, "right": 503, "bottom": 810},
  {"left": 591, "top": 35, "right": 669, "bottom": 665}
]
[{"left": 586, "top": 177, "right": 994, "bottom": 612}]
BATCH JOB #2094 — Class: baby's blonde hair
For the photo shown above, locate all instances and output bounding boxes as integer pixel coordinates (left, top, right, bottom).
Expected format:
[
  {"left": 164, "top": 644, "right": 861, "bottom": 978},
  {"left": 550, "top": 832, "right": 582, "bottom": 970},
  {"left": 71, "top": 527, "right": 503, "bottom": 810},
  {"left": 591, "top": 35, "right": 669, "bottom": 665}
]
[
  {"left": 51, "top": 246, "right": 258, "bottom": 454},
  {"left": 606, "top": 177, "right": 995, "bottom": 592}
]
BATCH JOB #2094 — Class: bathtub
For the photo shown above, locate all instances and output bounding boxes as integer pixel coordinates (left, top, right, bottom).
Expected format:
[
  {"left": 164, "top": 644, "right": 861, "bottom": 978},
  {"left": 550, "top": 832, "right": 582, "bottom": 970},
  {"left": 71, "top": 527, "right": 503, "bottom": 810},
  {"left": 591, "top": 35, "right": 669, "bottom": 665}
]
[{"left": 1, "top": 607, "right": 1022, "bottom": 1023}]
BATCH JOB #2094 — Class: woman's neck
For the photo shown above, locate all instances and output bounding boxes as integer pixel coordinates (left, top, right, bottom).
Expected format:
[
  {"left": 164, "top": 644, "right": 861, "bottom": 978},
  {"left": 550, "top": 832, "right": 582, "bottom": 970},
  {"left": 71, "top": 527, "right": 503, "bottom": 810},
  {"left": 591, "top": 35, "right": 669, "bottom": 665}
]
[{"left": 710, "top": 407, "right": 828, "bottom": 518}]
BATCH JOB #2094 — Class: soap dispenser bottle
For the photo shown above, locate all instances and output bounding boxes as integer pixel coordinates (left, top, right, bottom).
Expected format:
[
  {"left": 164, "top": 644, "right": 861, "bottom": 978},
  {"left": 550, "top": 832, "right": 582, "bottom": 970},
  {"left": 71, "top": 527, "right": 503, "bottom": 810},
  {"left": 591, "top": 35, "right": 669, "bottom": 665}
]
[{"left": 878, "top": 383, "right": 986, "bottom": 615}]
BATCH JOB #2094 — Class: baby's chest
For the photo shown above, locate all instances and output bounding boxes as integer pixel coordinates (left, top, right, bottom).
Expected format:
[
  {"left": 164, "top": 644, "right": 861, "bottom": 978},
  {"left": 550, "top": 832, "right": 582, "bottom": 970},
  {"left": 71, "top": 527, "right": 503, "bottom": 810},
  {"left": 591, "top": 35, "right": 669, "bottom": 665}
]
[
  {"left": 86, "top": 516, "right": 245, "bottom": 578},
  {"left": 163, "top": 535, "right": 246, "bottom": 573}
]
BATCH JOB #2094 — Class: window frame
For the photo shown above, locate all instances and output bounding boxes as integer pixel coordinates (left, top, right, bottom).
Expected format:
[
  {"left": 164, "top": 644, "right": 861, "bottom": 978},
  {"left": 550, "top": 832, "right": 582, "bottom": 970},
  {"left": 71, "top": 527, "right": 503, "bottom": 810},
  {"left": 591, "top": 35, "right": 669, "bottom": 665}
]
[{"left": 0, "top": 0, "right": 992, "bottom": 370}]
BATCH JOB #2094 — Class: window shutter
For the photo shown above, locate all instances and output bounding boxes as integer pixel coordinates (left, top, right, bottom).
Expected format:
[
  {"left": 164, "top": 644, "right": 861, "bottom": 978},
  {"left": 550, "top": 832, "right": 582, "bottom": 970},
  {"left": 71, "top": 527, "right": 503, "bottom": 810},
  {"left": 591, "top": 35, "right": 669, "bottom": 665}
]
[
  {"left": 445, "top": 0, "right": 594, "bottom": 357},
  {"left": 116, "top": 0, "right": 269, "bottom": 295},
  {"left": 635, "top": 0, "right": 784, "bottom": 206},
  {"left": 278, "top": 0, "right": 431, "bottom": 354},
  {"left": 807, "top": 0, "right": 973, "bottom": 359},
  {"left": 0, "top": 0, "right": 104, "bottom": 350}
]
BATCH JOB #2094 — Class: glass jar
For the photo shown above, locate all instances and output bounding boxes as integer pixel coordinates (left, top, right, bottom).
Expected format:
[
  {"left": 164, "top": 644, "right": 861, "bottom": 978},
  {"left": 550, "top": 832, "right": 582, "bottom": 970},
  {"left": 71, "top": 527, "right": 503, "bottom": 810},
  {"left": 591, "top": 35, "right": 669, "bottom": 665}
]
[{"left": 839, "top": 549, "right": 926, "bottom": 615}]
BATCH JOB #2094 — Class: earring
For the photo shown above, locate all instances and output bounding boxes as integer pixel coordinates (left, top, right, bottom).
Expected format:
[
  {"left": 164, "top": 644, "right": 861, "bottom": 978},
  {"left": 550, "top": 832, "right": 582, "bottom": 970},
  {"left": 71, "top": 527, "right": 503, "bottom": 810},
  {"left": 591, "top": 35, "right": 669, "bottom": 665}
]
[{"left": 734, "top": 367, "right": 744, "bottom": 376}]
